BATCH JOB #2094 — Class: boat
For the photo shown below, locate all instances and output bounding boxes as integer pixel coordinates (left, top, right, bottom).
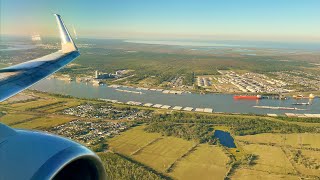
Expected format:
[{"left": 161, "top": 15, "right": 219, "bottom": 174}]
[
  {"left": 292, "top": 102, "right": 310, "bottom": 105},
  {"left": 234, "top": 95, "right": 262, "bottom": 100},
  {"left": 293, "top": 94, "right": 315, "bottom": 99},
  {"left": 253, "top": 106, "right": 306, "bottom": 111},
  {"left": 292, "top": 94, "right": 304, "bottom": 99}
]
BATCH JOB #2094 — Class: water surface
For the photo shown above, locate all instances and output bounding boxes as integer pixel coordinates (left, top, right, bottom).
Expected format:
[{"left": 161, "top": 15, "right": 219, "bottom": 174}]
[{"left": 30, "top": 78, "right": 320, "bottom": 115}]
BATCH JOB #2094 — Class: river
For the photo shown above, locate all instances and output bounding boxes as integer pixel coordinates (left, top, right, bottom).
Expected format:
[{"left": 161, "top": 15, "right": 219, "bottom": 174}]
[{"left": 30, "top": 78, "right": 320, "bottom": 115}]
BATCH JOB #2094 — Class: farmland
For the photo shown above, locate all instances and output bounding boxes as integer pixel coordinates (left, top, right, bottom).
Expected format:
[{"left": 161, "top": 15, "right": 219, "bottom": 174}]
[
  {"left": 0, "top": 114, "right": 35, "bottom": 126},
  {"left": 231, "top": 168, "right": 299, "bottom": 180},
  {"left": 169, "top": 144, "right": 230, "bottom": 180},
  {"left": 98, "top": 152, "right": 166, "bottom": 180},
  {"left": 0, "top": 92, "right": 84, "bottom": 130},
  {"left": 133, "top": 137, "right": 195, "bottom": 172},
  {"left": 108, "top": 126, "right": 163, "bottom": 156},
  {"left": 236, "top": 133, "right": 320, "bottom": 149},
  {"left": 12, "top": 116, "right": 75, "bottom": 129},
  {"left": 108, "top": 125, "right": 231, "bottom": 179},
  {"left": 233, "top": 133, "right": 320, "bottom": 179},
  {"left": 241, "top": 144, "right": 296, "bottom": 174}
]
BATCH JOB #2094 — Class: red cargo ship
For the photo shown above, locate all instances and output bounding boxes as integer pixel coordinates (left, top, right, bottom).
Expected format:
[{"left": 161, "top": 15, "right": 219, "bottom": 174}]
[{"left": 233, "top": 95, "right": 262, "bottom": 100}]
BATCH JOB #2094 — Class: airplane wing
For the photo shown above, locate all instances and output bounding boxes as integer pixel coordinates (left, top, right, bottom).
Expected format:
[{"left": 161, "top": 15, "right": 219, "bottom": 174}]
[
  {"left": 0, "top": 15, "right": 106, "bottom": 180},
  {"left": 0, "top": 14, "right": 80, "bottom": 102}
]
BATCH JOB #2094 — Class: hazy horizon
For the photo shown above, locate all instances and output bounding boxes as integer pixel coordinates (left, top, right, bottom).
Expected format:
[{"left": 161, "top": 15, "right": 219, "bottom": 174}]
[{"left": 1, "top": 0, "right": 320, "bottom": 42}]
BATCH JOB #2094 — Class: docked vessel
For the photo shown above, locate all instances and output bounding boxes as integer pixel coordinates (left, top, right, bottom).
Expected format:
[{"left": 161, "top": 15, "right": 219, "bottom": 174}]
[
  {"left": 234, "top": 95, "right": 262, "bottom": 100},
  {"left": 292, "top": 102, "right": 310, "bottom": 105},
  {"left": 293, "top": 94, "right": 315, "bottom": 99},
  {"left": 253, "top": 106, "right": 306, "bottom": 111}
]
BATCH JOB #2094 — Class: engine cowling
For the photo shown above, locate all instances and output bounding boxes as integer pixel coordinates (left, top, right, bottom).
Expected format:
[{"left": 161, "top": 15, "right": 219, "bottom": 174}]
[{"left": 0, "top": 123, "right": 106, "bottom": 180}]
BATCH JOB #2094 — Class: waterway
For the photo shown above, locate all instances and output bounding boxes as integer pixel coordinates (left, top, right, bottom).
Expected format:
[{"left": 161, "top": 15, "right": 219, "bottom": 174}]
[{"left": 30, "top": 78, "right": 320, "bottom": 115}]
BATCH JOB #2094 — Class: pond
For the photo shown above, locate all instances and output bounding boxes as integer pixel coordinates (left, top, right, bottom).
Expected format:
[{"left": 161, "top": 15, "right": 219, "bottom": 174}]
[{"left": 214, "top": 130, "right": 236, "bottom": 148}]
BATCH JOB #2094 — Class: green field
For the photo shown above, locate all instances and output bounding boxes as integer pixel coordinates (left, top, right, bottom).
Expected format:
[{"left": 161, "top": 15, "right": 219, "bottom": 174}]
[
  {"left": 12, "top": 116, "right": 75, "bottom": 129},
  {"left": 98, "top": 152, "right": 166, "bottom": 180},
  {"left": 236, "top": 133, "right": 320, "bottom": 149},
  {"left": 294, "top": 150, "right": 320, "bottom": 177},
  {"left": 231, "top": 168, "right": 299, "bottom": 180},
  {"left": 169, "top": 144, "right": 230, "bottom": 180},
  {"left": 108, "top": 126, "right": 231, "bottom": 179},
  {"left": 0, "top": 114, "right": 35, "bottom": 125},
  {"left": 108, "top": 126, "right": 163, "bottom": 155},
  {"left": 133, "top": 136, "right": 195, "bottom": 172},
  {"left": 11, "top": 99, "right": 59, "bottom": 111},
  {"left": 241, "top": 144, "right": 296, "bottom": 174},
  {"left": 233, "top": 133, "right": 320, "bottom": 179}
]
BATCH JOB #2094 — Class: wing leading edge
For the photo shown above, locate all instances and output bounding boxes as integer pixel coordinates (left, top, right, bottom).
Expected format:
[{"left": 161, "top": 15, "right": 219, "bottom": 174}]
[{"left": 0, "top": 14, "right": 80, "bottom": 102}]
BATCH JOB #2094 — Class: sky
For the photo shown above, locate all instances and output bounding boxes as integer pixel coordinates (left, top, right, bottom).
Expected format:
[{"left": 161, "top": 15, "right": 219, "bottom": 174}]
[{"left": 1, "top": 0, "right": 320, "bottom": 42}]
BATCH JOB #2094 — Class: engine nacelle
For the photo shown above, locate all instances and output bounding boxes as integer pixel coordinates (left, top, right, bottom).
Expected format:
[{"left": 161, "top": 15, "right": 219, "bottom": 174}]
[{"left": 0, "top": 123, "right": 106, "bottom": 180}]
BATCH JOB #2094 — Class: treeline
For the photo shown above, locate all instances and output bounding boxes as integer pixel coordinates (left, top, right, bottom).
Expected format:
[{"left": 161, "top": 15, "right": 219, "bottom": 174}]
[
  {"left": 99, "top": 152, "right": 169, "bottom": 180},
  {"left": 183, "top": 72, "right": 195, "bottom": 86},
  {"left": 145, "top": 122, "right": 213, "bottom": 143},
  {"left": 276, "top": 116, "right": 320, "bottom": 123},
  {"left": 142, "top": 112, "right": 319, "bottom": 136}
]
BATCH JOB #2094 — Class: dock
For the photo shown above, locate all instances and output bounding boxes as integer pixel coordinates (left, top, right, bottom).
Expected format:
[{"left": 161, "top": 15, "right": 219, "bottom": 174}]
[
  {"left": 101, "top": 98, "right": 217, "bottom": 114},
  {"left": 172, "top": 106, "right": 183, "bottom": 110},
  {"left": 153, "top": 104, "right": 163, "bottom": 108},
  {"left": 126, "top": 101, "right": 142, "bottom": 106},
  {"left": 204, "top": 108, "right": 213, "bottom": 113},
  {"left": 162, "top": 90, "right": 170, "bottom": 94},
  {"left": 285, "top": 113, "right": 320, "bottom": 118},
  {"left": 195, "top": 108, "right": 204, "bottom": 112},
  {"left": 183, "top": 107, "right": 193, "bottom": 111},
  {"left": 285, "top": 113, "right": 296, "bottom": 117},
  {"left": 161, "top": 105, "right": 171, "bottom": 109},
  {"left": 304, "top": 114, "right": 320, "bottom": 118},
  {"left": 267, "top": 114, "right": 278, "bottom": 117},
  {"left": 143, "top": 103, "right": 153, "bottom": 107}
]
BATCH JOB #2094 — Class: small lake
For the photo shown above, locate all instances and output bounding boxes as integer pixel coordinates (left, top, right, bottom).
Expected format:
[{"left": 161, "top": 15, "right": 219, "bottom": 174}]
[{"left": 214, "top": 130, "right": 236, "bottom": 148}]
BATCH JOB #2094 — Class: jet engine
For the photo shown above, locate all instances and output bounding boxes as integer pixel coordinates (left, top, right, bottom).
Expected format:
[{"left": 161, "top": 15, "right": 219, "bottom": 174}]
[{"left": 0, "top": 123, "right": 106, "bottom": 180}]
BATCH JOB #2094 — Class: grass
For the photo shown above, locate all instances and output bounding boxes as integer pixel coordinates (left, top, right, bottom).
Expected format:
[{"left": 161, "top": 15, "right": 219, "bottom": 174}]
[
  {"left": 48, "top": 101, "right": 82, "bottom": 113},
  {"left": 169, "top": 144, "right": 230, "bottom": 180},
  {"left": 290, "top": 149, "right": 320, "bottom": 177},
  {"left": 301, "top": 150, "right": 320, "bottom": 162},
  {"left": 132, "top": 136, "right": 195, "bottom": 173},
  {"left": 12, "top": 115, "right": 75, "bottom": 130},
  {"left": 236, "top": 133, "right": 320, "bottom": 149},
  {"left": 98, "top": 152, "right": 167, "bottom": 180},
  {"left": 241, "top": 144, "right": 296, "bottom": 174},
  {"left": 108, "top": 126, "right": 162, "bottom": 156},
  {"left": 38, "top": 100, "right": 82, "bottom": 113},
  {"left": 10, "top": 99, "right": 59, "bottom": 111},
  {"left": 108, "top": 126, "right": 204, "bottom": 174},
  {"left": 231, "top": 168, "right": 299, "bottom": 180},
  {"left": 0, "top": 114, "right": 35, "bottom": 125}
]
